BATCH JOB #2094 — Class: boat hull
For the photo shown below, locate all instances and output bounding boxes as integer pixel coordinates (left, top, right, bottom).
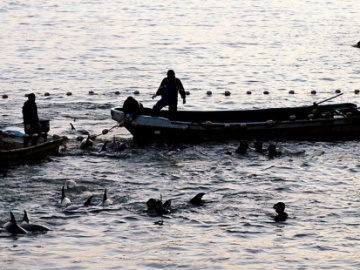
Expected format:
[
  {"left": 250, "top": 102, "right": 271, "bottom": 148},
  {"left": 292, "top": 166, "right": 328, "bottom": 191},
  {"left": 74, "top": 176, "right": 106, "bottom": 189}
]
[
  {"left": 0, "top": 135, "right": 66, "bottom": 168},
  {"left": 111, "top": 103, "right": 360, "bottom": 143}
]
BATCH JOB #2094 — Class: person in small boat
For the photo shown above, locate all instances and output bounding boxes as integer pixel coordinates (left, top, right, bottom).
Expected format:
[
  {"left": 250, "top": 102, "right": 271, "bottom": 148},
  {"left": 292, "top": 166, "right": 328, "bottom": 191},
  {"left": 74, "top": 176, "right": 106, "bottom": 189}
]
[
  {"left": 152, "top": 69, "right": 186, "bottom": 112},
  {"left": 22, "top": 93, "right": 41, "bottom": 136}
]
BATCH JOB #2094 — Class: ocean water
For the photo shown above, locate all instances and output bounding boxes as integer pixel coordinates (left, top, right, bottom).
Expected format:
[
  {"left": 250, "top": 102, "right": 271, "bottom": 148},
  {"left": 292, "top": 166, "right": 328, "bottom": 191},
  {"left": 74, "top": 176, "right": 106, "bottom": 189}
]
[{"left": 1, "top": 0, "right": 360, "bottom": 269}]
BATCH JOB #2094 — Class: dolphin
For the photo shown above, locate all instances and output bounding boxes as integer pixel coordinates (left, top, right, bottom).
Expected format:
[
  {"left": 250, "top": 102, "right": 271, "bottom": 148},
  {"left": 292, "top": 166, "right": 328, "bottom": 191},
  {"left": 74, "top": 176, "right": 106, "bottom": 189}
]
[
  {"left": 3, "top": 212, "right": 27, "bottom": 234},
  {"left": 61, "top": 186, "right": 71, "bottom": 207},
  {"left": 84, "top": 195, "right": 94, "bottom": 207},
  {"left": 101, "top": 189, "right": 112, "bottom": 207},
  {"left": 189, "top": 193, "right": 206, "bottom": 205},
  {"left": 20, "top": 210, "right": 51, "bottom": 232},
  {"left": 80, "top": 136, "right": 94, "bottom": 150}
]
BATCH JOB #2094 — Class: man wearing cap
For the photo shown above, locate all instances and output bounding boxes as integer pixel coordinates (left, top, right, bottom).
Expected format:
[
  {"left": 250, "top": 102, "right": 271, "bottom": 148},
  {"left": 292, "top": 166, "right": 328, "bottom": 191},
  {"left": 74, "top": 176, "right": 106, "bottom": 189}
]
[
  {"left": 152, "top": 70, "right": 186, "bottom": 112},
  {"left": 22, "top": 93, "right": 41, "bottom": 136}
]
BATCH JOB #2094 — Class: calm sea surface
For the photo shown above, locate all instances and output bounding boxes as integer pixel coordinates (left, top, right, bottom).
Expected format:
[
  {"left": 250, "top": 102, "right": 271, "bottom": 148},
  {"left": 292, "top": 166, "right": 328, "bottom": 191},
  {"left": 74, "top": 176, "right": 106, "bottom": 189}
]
[{"left": 1, "top": 0, "right": 360, "bottom": 269}]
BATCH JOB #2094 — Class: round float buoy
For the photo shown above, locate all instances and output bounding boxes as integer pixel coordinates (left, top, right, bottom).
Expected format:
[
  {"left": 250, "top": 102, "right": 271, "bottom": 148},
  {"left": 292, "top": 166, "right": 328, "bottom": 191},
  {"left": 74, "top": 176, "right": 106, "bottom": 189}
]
[
  {"left": 25, "top": 93, "right": 29, "bottom": 97},
  {"left": 346, "top": 112, "right": 353, "bottom": 117},
  {"left": 308, "top": 114, "right": 314, "bottom": 120},
  {"left": 89, "top": 134, "right": 97, "bottom": 140},
  {"left": 266, "top": 120, "right": 274, "bottom": 126},
  {"left": 289, "top": 90, "right": 295, "bottom": 94},
  {"left": 355, "top": 89, "right": 359, "bottom": 94},
  {"left": 185, "top": 91, "right": 190, "bottom": 95},
  {"left": 102, "top": 129, "right": 109, "bottom": 135},
  {"left": 239, "top": 123, "right": 247, "bottom": 128},
  {"left": 133, "top": 90, "right": 140, "bottom": 95},
  {"left": 89, "top": 90, "right": 95, "bottom": 95},
  {"left": 224, "top": 124, "right": 230, "bottom": 128},
  {"left": 206, "top": 91, "right": 212, "bottom": 96},
  {"left": 205, "top": 121, "right": 213, "bottom": 127},
  {"left": 154, "top": 130, "right": 161, "bottom": 135},
  {"left": 115, "top": 91, "right": 120, "bottom": 95},
  {"left": 224, "top": 91, "right": 231, "bottom": 96},
  {"left": 246, "top": 91, "right": 252, "bottom": 95},
  {"left": 263, "top": 91, "right": 269, "bottom": 95},
  {"left": 77, "top": 135, "right": 84, "bottom": 142},
  {"left": 66, "top": 92, "right": 72, "bottom": 96},
  {"left": 44, "top": 92, "right": 50, "bottom": 96},
  {"left": 289, "top": 115, "right": 296, "bottom": 121},
  {"left": 311, "top": 90, "right": 316, "bottom": 95},
  {"left": 2, "top": 94, "right": 8, "bottom": 99},
  {"left": 335, "top": 89, "right": 341, "bottom": 94}
]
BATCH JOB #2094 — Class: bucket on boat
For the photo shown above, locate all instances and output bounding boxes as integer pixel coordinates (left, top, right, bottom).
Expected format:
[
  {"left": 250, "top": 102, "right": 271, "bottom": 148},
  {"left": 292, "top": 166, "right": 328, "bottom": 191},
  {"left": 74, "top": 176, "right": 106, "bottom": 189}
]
[{"left": 39, "top": 119, "right": 50, "bottom": 133}]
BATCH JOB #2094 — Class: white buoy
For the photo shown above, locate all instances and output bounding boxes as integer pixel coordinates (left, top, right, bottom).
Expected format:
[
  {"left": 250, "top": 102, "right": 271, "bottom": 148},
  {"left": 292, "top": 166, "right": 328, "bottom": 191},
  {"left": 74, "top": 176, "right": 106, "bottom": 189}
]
[{"left": 289, "top": 115, "right": 296, "bottom": 121}]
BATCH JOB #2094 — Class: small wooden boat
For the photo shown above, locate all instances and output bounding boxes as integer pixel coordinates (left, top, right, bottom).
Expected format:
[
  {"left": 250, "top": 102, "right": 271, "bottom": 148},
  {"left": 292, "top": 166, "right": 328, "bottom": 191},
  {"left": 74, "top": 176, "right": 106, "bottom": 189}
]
[
  {"left": 111, "top": 97, "right": 360, "bottom": 143},
  {"left": 0, "top": 128, "right": 67, "bottom": 168}
]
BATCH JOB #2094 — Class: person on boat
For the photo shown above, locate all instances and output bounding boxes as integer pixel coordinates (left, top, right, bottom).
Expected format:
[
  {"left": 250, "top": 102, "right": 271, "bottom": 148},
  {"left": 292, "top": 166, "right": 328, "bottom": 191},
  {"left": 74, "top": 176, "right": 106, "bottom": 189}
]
[
  {"left": 152, "top": 69, "right": 186, "bottom": 112},
  {"left": 22, "top": 93, "right": 41, "bottom": 136}
]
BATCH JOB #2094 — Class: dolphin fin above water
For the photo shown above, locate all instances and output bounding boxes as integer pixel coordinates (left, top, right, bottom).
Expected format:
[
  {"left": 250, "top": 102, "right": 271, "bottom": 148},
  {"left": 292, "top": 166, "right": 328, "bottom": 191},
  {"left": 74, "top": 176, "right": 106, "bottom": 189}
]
[
  {"left": 3, "top": 212, "right": 27, "bottom": 234},
  {"left": 20, "top": 210, "right": 51, "bottom": 232},
  {"left": 189, "top": 193, "right": 206, "bottom": 205},
  {"left": 61, "top": 186, "right": 71, "bottom": 207},
  {"left": 101, "top": 189, "right": 112, "bottom": 207}
]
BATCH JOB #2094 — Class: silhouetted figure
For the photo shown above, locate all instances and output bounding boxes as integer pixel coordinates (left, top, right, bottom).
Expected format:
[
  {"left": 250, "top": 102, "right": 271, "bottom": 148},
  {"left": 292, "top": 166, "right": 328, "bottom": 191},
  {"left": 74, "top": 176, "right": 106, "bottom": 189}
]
[
  {"left": 152, "top": 70, "right": 186, "bottom": 112},
  {"left": 22, "top": 93, "right": 41, "bottom": 136},
  {"left": 123, "top": 96, "right": 143, "bottom": 119},
  {"left": 273, "top": 202, "right": 288, "bottom": 222}
]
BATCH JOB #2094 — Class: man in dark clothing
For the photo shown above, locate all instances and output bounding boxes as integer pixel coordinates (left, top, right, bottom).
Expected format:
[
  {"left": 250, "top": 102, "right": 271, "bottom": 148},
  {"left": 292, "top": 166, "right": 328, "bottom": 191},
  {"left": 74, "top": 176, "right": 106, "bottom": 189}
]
[
  {"left": 22, "top": 93, "right": 41, "bottom": 136},
  {"left": 152, "top": 70, "right": 186, "bottom": 112}
]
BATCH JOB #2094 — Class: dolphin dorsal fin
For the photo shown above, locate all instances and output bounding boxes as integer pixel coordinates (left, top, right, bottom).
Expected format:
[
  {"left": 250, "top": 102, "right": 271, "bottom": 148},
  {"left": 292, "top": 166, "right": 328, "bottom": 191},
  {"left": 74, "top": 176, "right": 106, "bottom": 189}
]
[
  {"left": 23, "top": 210, "right": 30, "bottom": 223},
  {"left": 10, "top": 212, "right": 17, "bottom": 224},
  {"left": 103, "top": 189, "right": 108, "bottom": 202}
]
